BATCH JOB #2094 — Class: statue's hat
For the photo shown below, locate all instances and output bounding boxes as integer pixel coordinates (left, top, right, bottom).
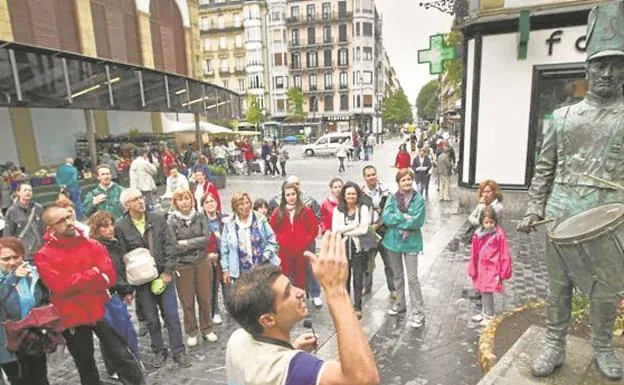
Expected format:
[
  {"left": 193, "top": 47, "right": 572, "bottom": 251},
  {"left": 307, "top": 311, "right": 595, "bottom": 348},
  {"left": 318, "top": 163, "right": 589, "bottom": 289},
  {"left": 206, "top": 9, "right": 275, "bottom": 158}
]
[{"left": 586, "top": 0, "right": 624, "bottom": 60}]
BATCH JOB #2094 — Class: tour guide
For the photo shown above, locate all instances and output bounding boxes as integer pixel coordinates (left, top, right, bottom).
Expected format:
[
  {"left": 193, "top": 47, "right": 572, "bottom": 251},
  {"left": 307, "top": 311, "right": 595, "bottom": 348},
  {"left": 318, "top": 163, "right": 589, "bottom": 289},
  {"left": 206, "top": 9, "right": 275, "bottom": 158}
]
[
  {"left": 225, "top": 231, "right": 380, "bottom": 385},
  {"left": 518, "top": 1, "right": 624, "bottom": 380}
]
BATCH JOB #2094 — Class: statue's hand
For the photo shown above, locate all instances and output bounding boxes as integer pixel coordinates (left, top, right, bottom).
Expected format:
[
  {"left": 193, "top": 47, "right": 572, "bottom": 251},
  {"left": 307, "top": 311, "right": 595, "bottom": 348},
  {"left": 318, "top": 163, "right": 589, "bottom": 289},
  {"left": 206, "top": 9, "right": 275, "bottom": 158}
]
[{"left": 517, "top": 214, "right": 541, "bottom": 233}]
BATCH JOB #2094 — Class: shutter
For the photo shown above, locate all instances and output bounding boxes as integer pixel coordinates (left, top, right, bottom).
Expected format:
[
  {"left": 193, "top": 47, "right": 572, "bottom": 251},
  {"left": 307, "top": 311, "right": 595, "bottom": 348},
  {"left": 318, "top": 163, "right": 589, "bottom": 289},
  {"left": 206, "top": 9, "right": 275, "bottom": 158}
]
[
  {"left": 174, "top": 22, "right": 187, "bottom": 75},
  {"left": 55, "top": 0, "right": 80, "bottom": 53},
  {"left": 91, "top": 2, "right": 112, "bottom": 59},
  {"left": 160, "top": 26, "right": 175, "bottom": 73},
  {"left": 31, "top": 0, "right": 60, "bottom": 49},
  {"left": 106, "top": 6, "right": 128, "bottom": 62},
  {"left": 7, "top": 0, "right": 34, "bottom": 44},
  {"left": 151, "top": 19, "right": 163, "bottom": 71},
  {"left": 124, "top": 11, "right": 142, "bottom": 65}
]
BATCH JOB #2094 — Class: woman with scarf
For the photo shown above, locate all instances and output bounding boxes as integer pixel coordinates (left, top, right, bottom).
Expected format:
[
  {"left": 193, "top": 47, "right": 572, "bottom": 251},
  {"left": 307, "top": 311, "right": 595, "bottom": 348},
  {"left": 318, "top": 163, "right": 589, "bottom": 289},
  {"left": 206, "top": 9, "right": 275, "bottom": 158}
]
[
  {"left": 331, "top": 182, "right": 371, "bottom": 319},
  {"left": 201, "top": 192, "right": 227, "bottom": 325},
  {"left": 0, "top": 237, "right": 49, "bottom": 385},
  {"left": 220, "top": 192, "right": 279, "bottom": 285},
  {"left": 167, "top": 189, "right": 217, "bottom": 347},
  {"left": 320, "top": 178, "right": 343, "bottom": 234},
  {"left": 269, "top": 183, "right": 318, "bottom": 291},
  {"left": 382, "top": 169, "right": 427, "bottom": 329}
]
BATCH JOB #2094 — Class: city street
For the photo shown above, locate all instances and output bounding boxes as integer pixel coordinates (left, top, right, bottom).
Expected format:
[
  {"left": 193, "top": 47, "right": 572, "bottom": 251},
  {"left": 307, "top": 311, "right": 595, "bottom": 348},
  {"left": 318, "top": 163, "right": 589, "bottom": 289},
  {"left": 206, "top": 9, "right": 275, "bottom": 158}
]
[{"left": 49, "top": 138, "right": 549, "bottom": 385}]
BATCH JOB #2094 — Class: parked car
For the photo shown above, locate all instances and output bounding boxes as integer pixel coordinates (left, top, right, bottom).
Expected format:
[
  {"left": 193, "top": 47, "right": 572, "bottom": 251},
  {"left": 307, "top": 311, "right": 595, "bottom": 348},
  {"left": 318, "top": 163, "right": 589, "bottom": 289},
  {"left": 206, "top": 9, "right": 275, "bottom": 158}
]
[{"left": 302, "top": 132, "right": 352, "bottom": 157}]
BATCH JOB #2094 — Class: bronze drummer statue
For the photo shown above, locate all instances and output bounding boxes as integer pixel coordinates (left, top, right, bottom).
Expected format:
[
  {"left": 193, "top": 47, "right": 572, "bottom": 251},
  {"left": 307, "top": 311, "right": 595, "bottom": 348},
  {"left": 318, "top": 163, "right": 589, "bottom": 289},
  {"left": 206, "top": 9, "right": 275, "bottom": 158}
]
[{"left": 518, "top": 0, "right": 624, "bottom": 380}]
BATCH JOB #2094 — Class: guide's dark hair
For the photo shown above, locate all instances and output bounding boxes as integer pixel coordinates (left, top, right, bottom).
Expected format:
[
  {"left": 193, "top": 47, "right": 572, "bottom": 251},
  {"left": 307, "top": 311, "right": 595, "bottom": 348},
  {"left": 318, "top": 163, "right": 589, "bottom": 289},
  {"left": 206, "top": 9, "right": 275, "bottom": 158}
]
[{"left": 226, "top": 265, "right": 282, "bottom": 336}]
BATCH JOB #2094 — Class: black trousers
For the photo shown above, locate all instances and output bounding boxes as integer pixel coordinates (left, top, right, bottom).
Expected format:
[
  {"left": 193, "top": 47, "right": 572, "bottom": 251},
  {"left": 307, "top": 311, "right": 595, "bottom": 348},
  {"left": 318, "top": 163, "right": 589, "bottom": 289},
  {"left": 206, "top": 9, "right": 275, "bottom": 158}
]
[
  {"left": 346, "top": 240, "right": 367, "bottom": 311},
  {"left": 279, "top": 161, "right": 287, "bottom": 177},
  {"left": 63, "top": 322, "right": 145, "bottom": 385},
  {"left": 1, "top": 354, "right": 49, "bottom": 385}
]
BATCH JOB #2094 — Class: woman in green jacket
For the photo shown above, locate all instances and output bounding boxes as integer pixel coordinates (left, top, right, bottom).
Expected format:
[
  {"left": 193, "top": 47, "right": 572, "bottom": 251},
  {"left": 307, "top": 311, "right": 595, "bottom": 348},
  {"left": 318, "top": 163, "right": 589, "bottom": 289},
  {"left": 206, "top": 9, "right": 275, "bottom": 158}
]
[{"left": 382, "top": 168, "right": 427, "bottom": 329}]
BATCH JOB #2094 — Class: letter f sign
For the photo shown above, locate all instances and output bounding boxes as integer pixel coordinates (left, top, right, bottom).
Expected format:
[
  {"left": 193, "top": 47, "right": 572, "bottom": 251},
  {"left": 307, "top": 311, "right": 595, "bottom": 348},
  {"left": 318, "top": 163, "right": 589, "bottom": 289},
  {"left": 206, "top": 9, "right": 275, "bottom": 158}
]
[{"left": 546, "top": 30, "right": 563, "bottom": 56}]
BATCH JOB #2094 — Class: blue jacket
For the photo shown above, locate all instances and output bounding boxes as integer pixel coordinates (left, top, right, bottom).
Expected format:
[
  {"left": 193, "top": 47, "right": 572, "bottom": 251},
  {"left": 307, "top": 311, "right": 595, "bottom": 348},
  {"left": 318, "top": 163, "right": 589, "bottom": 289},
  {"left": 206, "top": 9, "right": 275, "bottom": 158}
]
[
  {"left": 0, "top": 265, "right": 48, "bottom": 364},
  {"left": 220, "top": 211, "right": 279, "bottom": 278},
  {"left": 55, "top": 163, "right": 79, "bottom": 188},
  {"left": 382, "top": 192, "right": 426, "bottom": 254}
]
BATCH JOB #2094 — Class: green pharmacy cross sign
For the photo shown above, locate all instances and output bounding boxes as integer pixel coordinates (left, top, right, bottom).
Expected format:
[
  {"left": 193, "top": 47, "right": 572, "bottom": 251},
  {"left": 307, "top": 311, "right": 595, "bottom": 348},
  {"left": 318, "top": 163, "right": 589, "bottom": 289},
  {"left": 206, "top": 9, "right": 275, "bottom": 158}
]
[{"left": 418, "top": 34, "right": 457, "bottom": 75}]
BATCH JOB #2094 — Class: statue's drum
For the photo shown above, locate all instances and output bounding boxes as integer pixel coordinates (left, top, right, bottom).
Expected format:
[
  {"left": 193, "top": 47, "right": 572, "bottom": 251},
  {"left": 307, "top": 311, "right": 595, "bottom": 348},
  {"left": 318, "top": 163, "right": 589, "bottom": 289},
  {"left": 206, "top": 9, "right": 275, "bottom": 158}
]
[{"left": 549, "top": 203, "right": 624, "bottom": 296}]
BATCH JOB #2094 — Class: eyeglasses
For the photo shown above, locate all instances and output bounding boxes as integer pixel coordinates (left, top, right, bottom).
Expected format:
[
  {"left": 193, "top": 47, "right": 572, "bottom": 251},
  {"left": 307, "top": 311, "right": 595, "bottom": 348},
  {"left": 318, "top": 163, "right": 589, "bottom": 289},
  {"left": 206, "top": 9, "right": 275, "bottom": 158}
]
[{"left": 52, "top": 214, "right": 74, "bottom": 226}]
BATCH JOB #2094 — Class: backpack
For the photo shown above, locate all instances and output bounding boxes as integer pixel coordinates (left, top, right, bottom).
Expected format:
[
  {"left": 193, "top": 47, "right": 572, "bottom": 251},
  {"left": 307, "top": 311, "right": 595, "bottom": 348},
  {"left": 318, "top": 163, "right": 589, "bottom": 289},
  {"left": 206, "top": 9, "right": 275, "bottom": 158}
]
[{"left": 122, "top": 247, "right": 158, "bottom": 286}]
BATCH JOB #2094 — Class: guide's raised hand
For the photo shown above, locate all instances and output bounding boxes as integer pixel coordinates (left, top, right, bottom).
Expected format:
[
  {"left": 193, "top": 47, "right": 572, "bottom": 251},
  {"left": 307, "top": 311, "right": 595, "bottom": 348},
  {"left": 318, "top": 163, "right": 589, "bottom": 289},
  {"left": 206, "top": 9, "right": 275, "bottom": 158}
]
[{"left": 304, "top": 231, "right": 348, "bottom": 293}]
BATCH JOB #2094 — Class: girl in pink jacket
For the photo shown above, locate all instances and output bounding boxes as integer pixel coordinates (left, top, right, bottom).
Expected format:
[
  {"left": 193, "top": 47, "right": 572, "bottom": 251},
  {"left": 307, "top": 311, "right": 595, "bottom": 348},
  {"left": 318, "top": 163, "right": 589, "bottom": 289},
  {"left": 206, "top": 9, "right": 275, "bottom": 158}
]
[{"left": 468, "top": 207, "right": 512, "bottom": 326}]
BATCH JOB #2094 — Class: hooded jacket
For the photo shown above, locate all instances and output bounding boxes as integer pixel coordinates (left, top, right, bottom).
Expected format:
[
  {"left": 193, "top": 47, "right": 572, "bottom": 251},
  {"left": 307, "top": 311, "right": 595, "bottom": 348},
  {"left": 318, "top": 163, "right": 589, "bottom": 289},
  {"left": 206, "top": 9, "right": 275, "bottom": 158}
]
[{"left": 34, "top": 232, "right": 116, "bottom": 329}]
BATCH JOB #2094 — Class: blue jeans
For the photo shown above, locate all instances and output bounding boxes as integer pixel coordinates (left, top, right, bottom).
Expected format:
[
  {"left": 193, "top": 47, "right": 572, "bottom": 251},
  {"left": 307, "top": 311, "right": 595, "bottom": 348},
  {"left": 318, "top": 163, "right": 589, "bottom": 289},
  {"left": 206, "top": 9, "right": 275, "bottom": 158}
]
[
  {"left": 68, "top": 185, "right": 83, "bottom": 220},
  {"left": 306, "top": 240, "right": 321, "bottom": 298},
  {"left": 135, "top": 281, "right": 185, "bottom": 356}
]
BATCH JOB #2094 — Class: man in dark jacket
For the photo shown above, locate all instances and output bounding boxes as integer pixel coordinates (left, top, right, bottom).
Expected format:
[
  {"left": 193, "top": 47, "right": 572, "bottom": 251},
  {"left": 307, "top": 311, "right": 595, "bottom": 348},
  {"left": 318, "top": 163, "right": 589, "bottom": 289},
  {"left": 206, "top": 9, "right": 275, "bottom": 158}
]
[
  {"left": 412, "top": 148, "right": 433, "bottom": 200},
  {"left": 3, "top": 183, "right": 44, "bottom": 259},
  {"left": 115, "top": 187, "right": 191, "bottom": 369}
]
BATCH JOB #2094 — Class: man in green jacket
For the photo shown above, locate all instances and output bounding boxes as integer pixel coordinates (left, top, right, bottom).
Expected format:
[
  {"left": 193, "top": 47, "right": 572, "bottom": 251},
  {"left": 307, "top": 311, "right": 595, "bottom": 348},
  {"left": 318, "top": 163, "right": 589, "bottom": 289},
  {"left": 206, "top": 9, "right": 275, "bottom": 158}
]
[{"left": 82, "top": 165, "right": 125, "bottom": 219}]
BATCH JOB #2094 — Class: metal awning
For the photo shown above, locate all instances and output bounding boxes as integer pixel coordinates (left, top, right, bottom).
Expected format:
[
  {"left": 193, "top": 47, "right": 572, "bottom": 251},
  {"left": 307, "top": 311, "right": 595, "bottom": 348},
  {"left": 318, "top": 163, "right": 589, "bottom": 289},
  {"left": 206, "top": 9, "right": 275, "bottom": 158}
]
[{"left": 0, "top": 40, "right": 242, "bottom": 121}]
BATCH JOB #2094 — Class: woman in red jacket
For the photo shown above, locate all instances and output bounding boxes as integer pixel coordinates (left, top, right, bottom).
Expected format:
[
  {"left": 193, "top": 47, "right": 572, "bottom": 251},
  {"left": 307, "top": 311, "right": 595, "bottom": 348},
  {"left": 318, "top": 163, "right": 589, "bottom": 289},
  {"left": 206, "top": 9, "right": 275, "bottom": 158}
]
[
  {"left": 269, "top": 183, "right": 318, "bottom": 290},
  {"left": 395, "top": 143, "right": 411, "bottom": 169},
  {"left": 320, "top": 177, "right": 343, "bottom": 234}
]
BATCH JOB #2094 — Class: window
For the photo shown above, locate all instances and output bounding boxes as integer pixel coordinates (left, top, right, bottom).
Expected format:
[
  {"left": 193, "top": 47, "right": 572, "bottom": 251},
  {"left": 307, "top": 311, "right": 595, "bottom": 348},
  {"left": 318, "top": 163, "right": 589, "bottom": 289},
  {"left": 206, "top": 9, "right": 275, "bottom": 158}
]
[
  {"left": 218, "top": 16, "right": 225, "bottom": 29},
  {"left": 307, "top": 51, "right": 317, "bottom": 68},
  {"left": 363, "top": 94, "right": 373, "bottom": 107},
  {"left": 363, "top": 22, "right": 373, "bottom": 36},
  {"left": 290, "top": 6, "right": 299, "bottom": 19},
  {"left": 292, "top": 53, "right": 301, "bottom": 69},
  {"left": 355, "top": 22, "right": 360, "bottom": 36},
  {"left": 233, "top": 13, "right": 241, "bottom": 26},
  {"left": 236, "top": 57, "right": 244, "bottom": 71},
  {"left": 307, "top": 27, "right": 316, "bottom": 44},
  {"left": 276, "top": 99, "right": 286, "bottom": 112},
  {"left": 272, "top": 30, "right": 282, "bottom": 43},
  {"left": 203, "top": 38, "right": 211, "bottom": 51},
  {"left": 362, "top": 0, "right": 373, "bottom": 12},
  {"left": 323, "top": 26, "right": 332, "bottom": 43},
  {"left": 274, "top": 53, "right": 283, "bottom": 66},
  {"left": 235, "top": 35, "right": 243, "bottom": 48},
  {"left": 275, "top": 76, "right": 284, "bottom": 89},
  {"left": 247, "top": 49, "right": 262, "bottom": 66},
  {"left": 362, "top": 71, "right": 373, "bottom": 84},
  {"left": 200, "top": 17, "right": 209, "bottom": 31},
  {"left": 291, "top": 30, "right": 300, "bottom": 45},
  {"left": 339, "top": 24, "right": 347, "bottom": 42},
  {"left": 339, "top": 71, "right": 348, "bottom": 88},
  {"left": 238, "top": 78, "right": 245, "bottom": 92},
  {"left": 223, "top": 79, "right": 228, "bottom": 89},
  {"left": 220, "top": 58, "right": 228, "bottom": 71},
  {"left": 294, "top": 75, "right": 302, "bottom": 89},
  {"left": 246, "top": 26, "right": 261, "bottom": 42},
  {"left": 338, "top": 1, "right": 347, "bottom": 17},
  {"left": 340, "top": 94, "right": 348, "bottom": 110},
  {"left": 324, "top": 49, "right": 332, "bottom": 67},
  {"left": 355, "top": 47, "right": 361, "bottom": 60},
  {"left": 363, "top": 47, "right": 373, "bottom": 61},
  {"left": 248, "top": 74, "right": 262, "bottom": 89},
  {"left": 309, "top": 74, "right": 317, "bottom": 90},
  {"left": 322, "top": 3, "right": 331, "bottom": 19},
  {"left": 355, "top": 94, "right": 360, "bottom": 108},
  {"left": 204, "top": 59, "right": 213, "bottom": 74},
  {"left": 306, "top": 5, "right": 315, "bottom": 20},
  {"left": 338, "top": 49, "right": 348, "bottom": 66},
  {"left": 309, "top": 97, "right": 318, "bottom": 112},
  {"left": 324, "top": 73, "right": 332, "bottom": 89},
  {"left": 219, "top": 36, "right": 227, "bottom": 49},
  {"left": 271, "top": 11, "right": 281, "bottom": 21},
  {"left": 324, "top": 95, "right": 334, "bottom": 112}
]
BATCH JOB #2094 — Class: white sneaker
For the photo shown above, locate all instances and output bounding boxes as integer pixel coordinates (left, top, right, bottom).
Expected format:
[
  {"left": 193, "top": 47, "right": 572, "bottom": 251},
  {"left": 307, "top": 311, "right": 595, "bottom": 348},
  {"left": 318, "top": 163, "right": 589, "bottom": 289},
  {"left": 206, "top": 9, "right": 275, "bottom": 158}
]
[
  {"left": 410, "top": 315, "right": 426, "bottom": 329},
  {"left": 312, "top": 297, "right": 323, "bottom": 307},
  {"left": 213, "top": 314, "right": 222, "bottom": 325},
  {"left": 480, "top": 315, "right": 493, "bottom": 327},
  {"left": 471, "top": 313, "right": 484, "bottom": 322},
  {"left": 109, "top": 373, "right": 119, "bottom": 380},
  {"left": 203, "top": 332, "right": 218, "bottom": 342},
  {"left": 187, "top": 336, "right": 198, "bottom": 347}
]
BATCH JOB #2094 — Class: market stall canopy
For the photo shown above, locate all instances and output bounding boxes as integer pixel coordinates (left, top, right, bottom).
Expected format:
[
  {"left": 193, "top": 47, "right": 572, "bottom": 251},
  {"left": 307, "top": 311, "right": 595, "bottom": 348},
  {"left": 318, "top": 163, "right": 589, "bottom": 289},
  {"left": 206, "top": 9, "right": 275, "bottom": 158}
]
[{"left": 162, "top": 118, "right": 232, "bottom": 134}]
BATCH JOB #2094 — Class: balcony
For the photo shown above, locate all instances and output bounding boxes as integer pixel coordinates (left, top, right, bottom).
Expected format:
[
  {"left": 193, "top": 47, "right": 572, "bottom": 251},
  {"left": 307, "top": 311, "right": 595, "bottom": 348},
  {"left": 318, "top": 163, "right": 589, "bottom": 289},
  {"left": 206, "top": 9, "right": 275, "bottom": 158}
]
[
  {"left": 203, "top": 70, "right": 215, "bottom": 77},
  {"left": 219, "top": 68, "right": 230, "bottom": 75},
  {"left": 337, "top": 37, "right": 349, "bottom": 45},
  {"left": 337, "top": 61, "right": 349, "bottom": 68},
  {"left": 200, "top": 21, "right": 244, "bottom": 33},
  {"left": 286, "top": 11, "right": 354, "bottom": 25},
  {"left": 199, "top": 0, "right": 245, "bottom": 9}
]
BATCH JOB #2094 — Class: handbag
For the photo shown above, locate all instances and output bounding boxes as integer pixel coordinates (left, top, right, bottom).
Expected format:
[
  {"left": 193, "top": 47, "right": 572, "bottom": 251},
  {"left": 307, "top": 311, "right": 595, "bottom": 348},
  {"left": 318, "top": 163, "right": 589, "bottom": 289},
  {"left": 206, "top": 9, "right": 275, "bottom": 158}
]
[
  {"left": 4, "top": 304, "right": 65, "bottom": 356},
  {"left": 123, "top": 247, "right": 158, "bottom": 286}
]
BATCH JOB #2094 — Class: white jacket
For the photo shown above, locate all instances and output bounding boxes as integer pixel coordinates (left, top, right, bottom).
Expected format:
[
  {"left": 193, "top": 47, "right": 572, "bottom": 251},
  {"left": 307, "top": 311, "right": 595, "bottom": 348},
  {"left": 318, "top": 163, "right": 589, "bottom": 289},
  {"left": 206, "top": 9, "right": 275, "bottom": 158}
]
[
  {"left": 129, "top": 156, "right": 157, "bottom": 192},
  {"left": 332, "top": 204, "right": 370, "bottom": 253}
]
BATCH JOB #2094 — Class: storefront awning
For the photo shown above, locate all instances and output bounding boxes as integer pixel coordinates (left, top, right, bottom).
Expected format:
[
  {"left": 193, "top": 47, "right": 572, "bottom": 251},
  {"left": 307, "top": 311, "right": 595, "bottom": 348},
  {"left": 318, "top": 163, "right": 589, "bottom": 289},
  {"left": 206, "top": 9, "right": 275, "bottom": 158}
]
[{"left": 0, "top": 41, "right": 242, "bottom": 120}]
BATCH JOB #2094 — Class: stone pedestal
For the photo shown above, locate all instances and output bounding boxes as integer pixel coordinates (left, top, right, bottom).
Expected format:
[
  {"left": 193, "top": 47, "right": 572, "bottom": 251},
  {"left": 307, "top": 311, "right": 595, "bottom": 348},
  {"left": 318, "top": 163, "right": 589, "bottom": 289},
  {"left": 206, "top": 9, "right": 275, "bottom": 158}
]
[{"left": 478, "top": 325, "right": 624, "bottom": 385}]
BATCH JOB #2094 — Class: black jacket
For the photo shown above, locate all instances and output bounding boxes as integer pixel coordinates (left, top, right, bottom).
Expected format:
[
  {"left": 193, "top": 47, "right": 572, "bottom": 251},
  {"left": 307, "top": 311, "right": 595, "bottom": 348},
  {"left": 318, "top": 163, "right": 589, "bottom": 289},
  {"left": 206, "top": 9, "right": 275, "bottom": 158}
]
[
  {"left": 98, "top": 237, "right": 133, "bottom": 296},
  {"left": 115, "top": 212, "right": 178, "bottom": 275},
  {"left": 167, "top": 211, "right": 209, "bottom": 264}
]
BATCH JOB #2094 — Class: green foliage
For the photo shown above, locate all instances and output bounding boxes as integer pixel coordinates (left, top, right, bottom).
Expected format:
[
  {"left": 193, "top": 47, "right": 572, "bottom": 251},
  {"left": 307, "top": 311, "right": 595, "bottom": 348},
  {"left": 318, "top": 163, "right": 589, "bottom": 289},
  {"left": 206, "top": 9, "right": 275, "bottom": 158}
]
[
  {"left": 571, "top": 292, "right": 590, "bottom": 324},
  {"left": 207, "top": 164, "right": 227, "bottom": 176},
  {"left": 443, "top": 29, "right": 464, "bottom": 92},
  {"left": 381, "top": 88, "right": 413, "bottom": 127},
  {"left": 245, "top": 95, "right": 263, "bottom": 125},
  {"left": 416, "top": 80, "right": 438, "bottom": 121},
  {"left": 427, "top": 123, "right": 438, "bottom": 137},
  {"left": 286, "top": 87, "right": 306, "bottom": 122}
]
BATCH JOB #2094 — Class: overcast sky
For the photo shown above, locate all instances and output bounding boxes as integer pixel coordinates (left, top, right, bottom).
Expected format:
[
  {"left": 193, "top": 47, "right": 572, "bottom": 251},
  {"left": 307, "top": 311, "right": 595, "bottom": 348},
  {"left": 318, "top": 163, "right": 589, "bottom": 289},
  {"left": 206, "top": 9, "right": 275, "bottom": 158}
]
[{"left": 375, "top": 0, "right": 454, "bottom": 104}]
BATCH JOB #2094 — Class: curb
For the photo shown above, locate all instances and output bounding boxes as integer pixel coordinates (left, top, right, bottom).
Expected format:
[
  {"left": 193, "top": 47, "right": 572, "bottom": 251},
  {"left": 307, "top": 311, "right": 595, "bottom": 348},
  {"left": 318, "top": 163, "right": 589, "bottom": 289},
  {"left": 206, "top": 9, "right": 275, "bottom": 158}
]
[{"left": 478, "top": 300, "right": 545, "bottom": 373}]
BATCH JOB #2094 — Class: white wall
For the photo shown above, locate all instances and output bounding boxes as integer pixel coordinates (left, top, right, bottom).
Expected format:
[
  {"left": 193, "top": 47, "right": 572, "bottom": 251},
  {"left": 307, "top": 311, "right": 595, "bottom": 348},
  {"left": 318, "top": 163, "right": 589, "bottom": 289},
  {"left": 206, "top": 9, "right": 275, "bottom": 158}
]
[
  {"left": 473, "top": 25, "right": 586, "bottom": 185},
  {"left": 135, "top": 0, "right": 190, "bottom": 28},
  {"left": 505, "top": 0, "right": 580, "bottom": 8},
  {"left": 31, "top": 109, "right": 87, "bottom": 166},
  {"left": 0, "top": 108, "right": 19, "bottom": 164},
  {"left": 107, "top": 111, "right": 153, "bottom": 135},
  {"left": 462, "top": 39, "right": 475, "bottom": 184}
]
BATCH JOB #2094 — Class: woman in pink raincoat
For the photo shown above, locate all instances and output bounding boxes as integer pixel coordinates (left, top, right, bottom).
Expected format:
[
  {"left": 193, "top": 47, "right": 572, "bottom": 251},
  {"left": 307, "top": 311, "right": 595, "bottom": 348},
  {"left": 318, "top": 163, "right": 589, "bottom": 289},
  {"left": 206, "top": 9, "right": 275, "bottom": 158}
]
[{"left": 468, "top": 207, "right": 512, "bottom": 326}]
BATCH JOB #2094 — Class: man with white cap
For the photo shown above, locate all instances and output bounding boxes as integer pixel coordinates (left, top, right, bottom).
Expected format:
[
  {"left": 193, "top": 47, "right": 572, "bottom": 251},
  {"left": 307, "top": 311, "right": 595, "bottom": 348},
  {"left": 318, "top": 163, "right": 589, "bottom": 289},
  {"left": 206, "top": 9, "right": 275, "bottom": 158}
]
[{"left": 519, "top": 1, "right": 624, "bottom": 379}]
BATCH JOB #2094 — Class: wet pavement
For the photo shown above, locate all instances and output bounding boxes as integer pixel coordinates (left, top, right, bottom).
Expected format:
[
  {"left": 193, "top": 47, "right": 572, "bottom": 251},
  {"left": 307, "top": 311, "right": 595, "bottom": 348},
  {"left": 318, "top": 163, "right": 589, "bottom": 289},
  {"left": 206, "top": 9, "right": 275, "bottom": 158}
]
[{"left": 49, "top": 138, "right": 550, "bottom": 385}]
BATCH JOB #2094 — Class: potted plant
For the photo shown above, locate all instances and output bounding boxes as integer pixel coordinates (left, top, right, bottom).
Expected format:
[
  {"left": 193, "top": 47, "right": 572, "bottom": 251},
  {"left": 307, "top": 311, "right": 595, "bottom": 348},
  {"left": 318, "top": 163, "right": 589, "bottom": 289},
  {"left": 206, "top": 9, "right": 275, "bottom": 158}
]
[{"left": 207, "top": 164, "right": 227, "bottom": 189}]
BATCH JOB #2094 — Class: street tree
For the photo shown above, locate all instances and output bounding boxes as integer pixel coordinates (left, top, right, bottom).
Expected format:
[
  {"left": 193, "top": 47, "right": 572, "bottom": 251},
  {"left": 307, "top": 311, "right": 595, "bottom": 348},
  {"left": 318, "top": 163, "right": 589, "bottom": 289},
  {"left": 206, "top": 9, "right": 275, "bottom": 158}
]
[
  {"left": 286, "top": 87, "right": 306, "bottom": 121},
  {"left": 443, "top": 29, "right": 463, "bottom": 92},
  {"left": 244, "top": 94, "right": 263, "bottom": 126},
  {"left": 382, "top": 88, "right": 413, "bottom": 130},
  {"left": 416, "top": 80, "right": 438, "bottom": 121}
]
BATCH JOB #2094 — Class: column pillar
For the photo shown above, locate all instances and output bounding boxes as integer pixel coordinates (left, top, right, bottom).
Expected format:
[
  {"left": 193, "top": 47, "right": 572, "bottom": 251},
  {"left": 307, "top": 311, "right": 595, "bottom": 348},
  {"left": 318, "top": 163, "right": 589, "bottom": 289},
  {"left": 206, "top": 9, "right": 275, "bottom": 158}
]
[
  {"left": 0, "top": 0, "right": 14, "bottom": 41},
  {"left": 9, "top": 108, "right": 39, "bottom": 171},
  {"left": 195, "top": 113, "right": 203, "bottom": 152},
  {"left": 93, "top": 110, "right": 110, "bottom": 138},
  {"left": 151, "top": 112, "right": 163, "bottom": 135},
  {"left": 137, "top": 11, "right": 155, "bottom": 69},
  {"left": 84, "top": 109, "right": 98, "bottom": 169},
  {"left": 75, "top": 0, "right": 98, "bottom": 57}
]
